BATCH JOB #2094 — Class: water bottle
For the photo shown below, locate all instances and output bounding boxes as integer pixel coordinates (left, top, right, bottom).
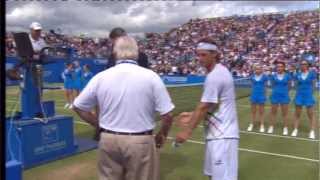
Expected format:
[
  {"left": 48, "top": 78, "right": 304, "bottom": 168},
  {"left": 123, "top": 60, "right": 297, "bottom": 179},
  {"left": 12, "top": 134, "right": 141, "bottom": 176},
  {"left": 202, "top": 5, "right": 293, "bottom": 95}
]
[{"left": 171, "top": 141, "right": 182, "bottom": 149}]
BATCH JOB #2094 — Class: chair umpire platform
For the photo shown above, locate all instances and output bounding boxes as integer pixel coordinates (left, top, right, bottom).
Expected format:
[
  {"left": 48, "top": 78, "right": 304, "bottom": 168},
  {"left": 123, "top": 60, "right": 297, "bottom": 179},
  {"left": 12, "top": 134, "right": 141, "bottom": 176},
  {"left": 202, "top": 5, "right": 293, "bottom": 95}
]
[{"left": 5, "top": 32, "right": 97, "bottom": 180}]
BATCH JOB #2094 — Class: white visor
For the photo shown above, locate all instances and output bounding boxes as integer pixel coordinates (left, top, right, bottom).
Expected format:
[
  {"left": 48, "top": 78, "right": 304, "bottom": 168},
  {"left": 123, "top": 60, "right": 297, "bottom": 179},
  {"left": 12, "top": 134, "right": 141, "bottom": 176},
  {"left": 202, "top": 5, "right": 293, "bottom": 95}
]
[{"left": 196, "top": 42, "right": 219, "bottom": 52}]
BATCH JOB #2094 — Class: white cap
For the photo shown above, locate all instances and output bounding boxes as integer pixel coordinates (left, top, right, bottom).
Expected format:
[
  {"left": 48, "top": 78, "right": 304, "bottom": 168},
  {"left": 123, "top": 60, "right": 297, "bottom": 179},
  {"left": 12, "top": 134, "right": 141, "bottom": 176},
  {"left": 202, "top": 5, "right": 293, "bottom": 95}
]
[{"left": 30, "top": 22, "right": 42, "bottom": 30}]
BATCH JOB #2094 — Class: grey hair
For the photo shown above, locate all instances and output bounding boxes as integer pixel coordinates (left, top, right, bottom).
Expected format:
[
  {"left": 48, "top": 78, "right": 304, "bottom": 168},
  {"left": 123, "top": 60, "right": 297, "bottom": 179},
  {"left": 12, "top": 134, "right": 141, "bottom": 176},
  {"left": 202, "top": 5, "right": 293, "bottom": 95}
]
[{"left": 113, "top": 36, "right": 138, "bottom": 60}]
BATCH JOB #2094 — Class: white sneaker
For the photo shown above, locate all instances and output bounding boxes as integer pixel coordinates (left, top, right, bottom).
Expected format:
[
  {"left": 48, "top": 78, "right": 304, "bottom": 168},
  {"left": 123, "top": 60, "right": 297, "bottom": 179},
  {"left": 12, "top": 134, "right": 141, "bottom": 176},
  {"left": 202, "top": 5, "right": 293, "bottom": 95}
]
[
  {"left": 247, "top": 123, "right": 254, "bottom": 132},
  {"left": 267, "top": 126, "right": 274, "bottom": 134},
  {"left": 283, "top": 127, "right": 288, "bottom": 136},
  {"left": 64, "top": 103, "right": 70, "bottom": 109},
  {"left": 68, "top": 104, "right": 73, "bottom": 109},
  {"left": 291, "top": 128, "right": 298, "bottom": 137},
  {"left": 259, "top": 125, "right": 265, "bottom": 133},
  {"left": 309, "top": 130, "right": 315, "bottom": 139}
]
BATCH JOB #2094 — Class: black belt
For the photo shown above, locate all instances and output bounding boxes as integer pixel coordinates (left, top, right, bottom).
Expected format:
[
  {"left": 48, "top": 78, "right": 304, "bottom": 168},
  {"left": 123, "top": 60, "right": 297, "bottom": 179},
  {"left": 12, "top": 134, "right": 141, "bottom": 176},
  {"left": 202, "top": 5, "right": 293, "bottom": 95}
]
[{"left": 101, "top": 128, "right": 153, "bottom": 136}]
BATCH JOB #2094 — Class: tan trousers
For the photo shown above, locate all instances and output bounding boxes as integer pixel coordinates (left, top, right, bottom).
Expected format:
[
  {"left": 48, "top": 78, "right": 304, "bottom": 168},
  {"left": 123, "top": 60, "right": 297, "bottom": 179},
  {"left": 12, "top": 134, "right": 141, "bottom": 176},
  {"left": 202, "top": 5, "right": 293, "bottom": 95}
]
[{"left": 98, "top": 132, "right": 159, "bottom": 180}]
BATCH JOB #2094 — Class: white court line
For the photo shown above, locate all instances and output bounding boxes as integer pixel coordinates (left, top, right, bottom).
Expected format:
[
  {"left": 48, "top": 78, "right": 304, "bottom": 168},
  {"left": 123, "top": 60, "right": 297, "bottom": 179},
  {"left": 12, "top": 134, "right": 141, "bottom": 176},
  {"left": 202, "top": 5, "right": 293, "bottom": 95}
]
[
  {"left": 73, "top": 120, "right": 319, "bottom": 163},
  {"left": 74, "top": 120, "right": 90, "bottom": 126},
  {"left": 5, "top": 100, "right": 78, "bottom": 111},
  {"left": 166, "top": 83, "right": 203, "bottom": 87},
  {"left": 237, "top": 104, "right": 319, "bottom": 111},
  {"left": 6, "top": 99, "right": 76, "bottom": 105},
  {"left": 239, "top": 130, "right": 319, "bottom": 142},
  {"left": 6, "top": 100, "right": 319, "bottom": 113},
  {"left": 165, "top": 137, "right": 319, "bottom": 163},
  {"left": 5, "top": 100, "right": 19, "bottom": 103},
  {"left": 197, "top": 125, "right": 319, "bottom": 142},
  {"left": 7, "top": 99, "right": 319, "bottom": 112},
  {"left": 5, "top": 101, "right": 318, "bottom": 143}
]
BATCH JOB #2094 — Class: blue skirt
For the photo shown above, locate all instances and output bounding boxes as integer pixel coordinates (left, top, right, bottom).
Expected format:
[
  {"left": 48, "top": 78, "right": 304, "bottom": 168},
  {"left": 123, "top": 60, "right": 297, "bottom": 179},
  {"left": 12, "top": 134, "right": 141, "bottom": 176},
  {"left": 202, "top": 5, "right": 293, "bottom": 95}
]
[
  {"left": 295, "top": 93, "right": 315, "bottom": 107},
  {"left": 250, "top": 94, "right": 266, "bottom": 104},
  {"left": 270, "top": 92, "right": 290, "bottom": 104},
  {"left": 64, "top": 81, "right": 73, "bottom": 90},
  {"left": 73, "top": 80, "right": 82, "bottom": 91}
]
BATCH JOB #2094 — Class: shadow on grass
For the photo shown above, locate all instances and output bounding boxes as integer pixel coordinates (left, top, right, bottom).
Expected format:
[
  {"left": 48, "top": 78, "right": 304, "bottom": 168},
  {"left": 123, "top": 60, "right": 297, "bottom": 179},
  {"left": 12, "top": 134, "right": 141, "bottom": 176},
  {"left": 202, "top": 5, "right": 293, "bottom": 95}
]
[
  {"left": 75, "top": 128, "right": 95, "bottom": 139},
  {"left": 160, "top": 152, "right": 188, "bottom": 180}
]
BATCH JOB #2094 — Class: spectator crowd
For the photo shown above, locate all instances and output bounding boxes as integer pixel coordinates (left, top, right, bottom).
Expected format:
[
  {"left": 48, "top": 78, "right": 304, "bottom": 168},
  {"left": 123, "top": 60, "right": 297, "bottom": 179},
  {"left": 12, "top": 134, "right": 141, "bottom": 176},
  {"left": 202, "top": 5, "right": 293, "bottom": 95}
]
[{"left": 6, "top": 10, "right": 319, "bottom": 76}]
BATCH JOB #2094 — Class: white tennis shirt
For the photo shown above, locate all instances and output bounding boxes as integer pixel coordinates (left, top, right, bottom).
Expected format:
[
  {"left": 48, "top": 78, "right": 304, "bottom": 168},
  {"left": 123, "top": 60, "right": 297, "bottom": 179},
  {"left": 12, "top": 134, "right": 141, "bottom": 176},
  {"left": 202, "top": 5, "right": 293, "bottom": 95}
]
[
  {"left": 201, "top": 63, "right": 239, "bottom": 140},
  {"left": 29, "top": 34, "right": 47, "bottom": 52},
  {"left": 73, "top": 60, "right": 175, "bottom": 133}
]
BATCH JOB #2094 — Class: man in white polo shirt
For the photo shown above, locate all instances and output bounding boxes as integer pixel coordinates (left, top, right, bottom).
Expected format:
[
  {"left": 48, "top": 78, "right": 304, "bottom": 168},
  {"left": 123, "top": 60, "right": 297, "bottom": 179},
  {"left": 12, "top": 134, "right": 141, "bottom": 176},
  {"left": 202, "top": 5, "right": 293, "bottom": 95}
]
[
  {"left": 73, "top": 36, "right": 174, "bottom": 180},
  {"left": 29, "top": 22, "right": 47, "bottom": 53},
  {"left": 175, "top": 38, "right": 239, "bottom": 180}
]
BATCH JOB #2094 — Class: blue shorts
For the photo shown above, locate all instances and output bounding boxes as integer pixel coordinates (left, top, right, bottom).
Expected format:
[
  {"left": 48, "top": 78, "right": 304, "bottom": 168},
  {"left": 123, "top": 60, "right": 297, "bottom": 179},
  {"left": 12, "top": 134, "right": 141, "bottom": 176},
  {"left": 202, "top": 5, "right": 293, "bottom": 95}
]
[
  {"left": 73, "top": 80, "right": 82, "bottom": 91},
  {"left": 250, "top": 95, "right": 266, "bottom": 104},
  {"left": 270, "top": 93, "right": 290, "bottom": 105},
  {"left": 64, "top": 82, "right": 73, "bottom": 90},
  {"left": 295, "top": 94, "right": 315, "bottom": 107}
]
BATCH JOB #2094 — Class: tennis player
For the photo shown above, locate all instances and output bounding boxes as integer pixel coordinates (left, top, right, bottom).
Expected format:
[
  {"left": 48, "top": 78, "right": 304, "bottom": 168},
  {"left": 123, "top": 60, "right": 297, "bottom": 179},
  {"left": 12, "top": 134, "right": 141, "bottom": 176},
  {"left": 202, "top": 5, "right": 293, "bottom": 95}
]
[{"left": 175, "top": 38, "right": 239, "bottom": 180}]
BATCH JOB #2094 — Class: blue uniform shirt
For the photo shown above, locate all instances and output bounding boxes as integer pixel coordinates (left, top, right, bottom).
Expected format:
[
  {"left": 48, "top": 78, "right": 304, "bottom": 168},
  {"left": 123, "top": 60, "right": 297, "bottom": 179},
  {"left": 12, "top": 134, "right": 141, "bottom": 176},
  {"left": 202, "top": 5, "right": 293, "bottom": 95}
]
[
  {"left": 82, "top": 71, "right": 93, "bottom": 90},
  {"left": 73, "top": 67, "right": 82, "bottom": 90},
  {"left": 294, "top": 70, "right": 317, "bottom": 107},
  {"left": 250, "top": 74, "right": 269, "bottom": 104},
  {"left": 269, "top": 73, "right": 291, "bottom": 104},
  {"left": 63, "top": 69, "right": 74, "bottom": 90}
]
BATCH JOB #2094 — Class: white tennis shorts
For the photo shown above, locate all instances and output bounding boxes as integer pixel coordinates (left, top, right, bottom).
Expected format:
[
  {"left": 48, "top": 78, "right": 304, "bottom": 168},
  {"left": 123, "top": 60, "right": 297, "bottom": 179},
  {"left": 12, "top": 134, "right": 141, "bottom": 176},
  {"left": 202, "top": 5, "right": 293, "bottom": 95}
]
[{"left": 204, "top": 138, "right": 239, "bottom": 180}]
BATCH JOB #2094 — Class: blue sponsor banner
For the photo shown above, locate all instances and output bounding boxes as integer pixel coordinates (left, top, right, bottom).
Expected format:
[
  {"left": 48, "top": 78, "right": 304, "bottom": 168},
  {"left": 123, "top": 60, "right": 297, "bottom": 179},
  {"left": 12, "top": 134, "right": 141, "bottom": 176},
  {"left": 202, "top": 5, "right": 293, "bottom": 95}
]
[
  {"left": 6, "top": 57, "right": 108, "bottom": 85},
  {"left": 6, "top": 57, "right": 206, "bottom": 85},
  {"left": 7, "top": 57, "right": 316, "bottom": 90},
  {"left": 161, "top": 75, "right": 205, "bottom": 85},
  {"left": 316, "top": 80, "right": 320, "bottom": 90}
]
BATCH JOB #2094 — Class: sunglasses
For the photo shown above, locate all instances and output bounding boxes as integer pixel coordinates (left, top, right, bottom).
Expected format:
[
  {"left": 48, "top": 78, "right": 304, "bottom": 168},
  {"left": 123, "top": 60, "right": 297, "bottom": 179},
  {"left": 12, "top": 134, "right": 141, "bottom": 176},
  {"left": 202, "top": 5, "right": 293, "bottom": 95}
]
[{"left": 301, "top": 63, "right": 308, "bottom": 65}]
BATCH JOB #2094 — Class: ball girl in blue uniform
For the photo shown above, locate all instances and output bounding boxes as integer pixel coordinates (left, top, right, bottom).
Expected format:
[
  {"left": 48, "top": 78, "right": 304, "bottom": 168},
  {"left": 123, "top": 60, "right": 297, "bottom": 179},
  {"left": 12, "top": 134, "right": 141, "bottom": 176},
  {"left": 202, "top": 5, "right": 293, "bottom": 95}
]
[
  {"left": 72, "top": 61, "right": 83, "bottom": 97},
  {"left": 247, "top": 64, "right": 269, "bottom": 132},
  {"left": 81, "top": 64, "right": 93, "bottom": 90},
  {"left": 267, "top": 61, "right": 292, "bottom": 135},
  {"left": 291, "top": 60, "right": 317, "bottom": 139},
  {"left": 62, "top": 62, "right": 74, "bottom": 109}
]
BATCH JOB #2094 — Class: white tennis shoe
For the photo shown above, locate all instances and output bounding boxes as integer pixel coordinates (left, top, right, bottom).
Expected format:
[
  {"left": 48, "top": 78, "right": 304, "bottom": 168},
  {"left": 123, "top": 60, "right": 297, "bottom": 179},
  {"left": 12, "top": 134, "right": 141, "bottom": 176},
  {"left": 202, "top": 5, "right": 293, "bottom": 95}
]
[
  {"left": 309, "top": 130, "right": 315, "bottom": 139},
  {"left": 247, "top": 123, "right": 253, "bottom": 132},
  {"left": 267, "top": 126, "right": 274, "bottom": 134},
  {"left": 291, "top": 128, "right": 298, "bottom": 137},
  {"left": 282, "top": 127, "right": 288, "bottom": 136},
  {"left": 259, "top": 125, "right": 265, "bottom": 133}
]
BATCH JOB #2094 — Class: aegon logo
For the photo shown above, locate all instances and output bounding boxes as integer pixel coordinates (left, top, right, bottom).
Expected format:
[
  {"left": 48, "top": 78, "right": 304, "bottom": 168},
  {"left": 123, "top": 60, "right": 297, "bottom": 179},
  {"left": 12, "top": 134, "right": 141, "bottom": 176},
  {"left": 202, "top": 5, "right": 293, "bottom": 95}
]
[
  {"left": 94, "top": 59, "right": 108, "bottom": 65},
  {"left": 43, "top": 71, "right": 52, "bottom": 78},
  {"left": 162, "top": 76, "right": 188, "bottom": 83},
  {"left": 42, "top": 124, "right": 59, "bottom": 144}
]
